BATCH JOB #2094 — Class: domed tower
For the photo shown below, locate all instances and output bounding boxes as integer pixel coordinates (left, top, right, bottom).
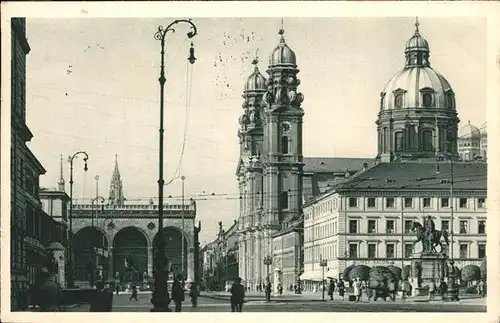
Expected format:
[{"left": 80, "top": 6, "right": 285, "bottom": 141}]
[
  {"left": 457, "top": 121, "right": 482, "bottom": 161},
  {"left": 237, "top": 57, "right": 267, "bottom": 230},
  {"left": 236, "top": 57, "right": 267, "bottom": 285},
  {"left": 376, "top": 18, "right": 460, "bottom": 162},
  {"left": 262, "top": 25, "right": 305, "bottom": 228}
]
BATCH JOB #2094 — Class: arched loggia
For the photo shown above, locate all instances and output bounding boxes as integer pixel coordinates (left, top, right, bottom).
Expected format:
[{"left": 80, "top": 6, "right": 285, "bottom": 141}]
[
  {"left": 113, "top": 227, "right": 148, "bottom": 283},
  {"left": 153, "top": 227, "right": 189, "bottom": 280},
  {"left": 73, "top": 227, "right": 109, "bottom": 284}
]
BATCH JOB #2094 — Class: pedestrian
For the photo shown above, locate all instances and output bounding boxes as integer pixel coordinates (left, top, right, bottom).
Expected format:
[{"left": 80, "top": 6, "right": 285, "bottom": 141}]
[
  {"left": 171, "top": 275, "right": 185, "bottom": 312},
  {"left": 328, "top": 279, "right": 335, "bottom": 300},
  {"left": 428, "top": 281, "right": 436, "bottom": 301},
  {"left": 230, "top": 277, "right": 245, "bottom": 312},
  {"left": 402, "top": 280, "right": 411, "bottom": 300},
  {"left": 477, "top": 280, "right": 485, "bottom": 297},
  {"left": 338, "top": 279, "right": 345, "bottom": 301},
  {"left": 90, "top": 281, "right": 113, "bottom": 312},
  {"left": 264, "top": 277, "right": 272, "bottom": 302},
  {"left": 354, "top": 278, "right": 362, "bottom": 302},
  {"left": 439, "top": 279, "right": 448, "bottom": 298},
  {"left": 31, "top": 267, "right": 63, "bottom": 312},
  {"left": 388, "top": 279, "right": 396, "bottom": 301},
  {"left": 189, "top": 282, "right": 199, "bottom": 308},
  {"left": 278, "top": 283, "right": 283, "bottom": 295},
  {"left": 129, "top": 284, "right": 138, "bottom": 301}
]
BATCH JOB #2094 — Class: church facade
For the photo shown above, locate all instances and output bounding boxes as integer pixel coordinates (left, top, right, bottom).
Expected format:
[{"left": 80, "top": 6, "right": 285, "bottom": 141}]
[
  {"left": 236, "top": 27, "right": 374, "bottom": 291},
  {"left": 69, "top": 157, "right": 201, "bottom": 286}
]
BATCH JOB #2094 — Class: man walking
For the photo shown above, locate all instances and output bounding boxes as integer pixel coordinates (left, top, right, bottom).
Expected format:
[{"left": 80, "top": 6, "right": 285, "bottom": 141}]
[
  {"left": 230, "top": 277, "right": 245, "bottom": 312},
  {"left": 264, "top": 277, "right": 272, "bottom": 302},
  {"left": 171, "top": 275, "right": 185, "bottom": 312},
  {"left": 129, "top": 284, "right": 138, "bottom": 301}
]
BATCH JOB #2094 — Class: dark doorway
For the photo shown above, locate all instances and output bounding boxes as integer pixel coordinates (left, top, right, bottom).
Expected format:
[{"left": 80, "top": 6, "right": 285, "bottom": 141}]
[
  {"left": 73, "top": 227, "right": 109, "bottom": 283},
  {"left": 113, "top": 227, "right": 148, "bottom": 283},
  {"left": 153, "top": 227, "right": 188, "bottom": 280}
]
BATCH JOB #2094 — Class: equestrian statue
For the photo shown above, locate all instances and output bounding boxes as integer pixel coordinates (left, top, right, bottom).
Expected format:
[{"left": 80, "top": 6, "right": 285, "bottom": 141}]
[{"left": 412, "top": 216, "right": 450, "bottom": 254}]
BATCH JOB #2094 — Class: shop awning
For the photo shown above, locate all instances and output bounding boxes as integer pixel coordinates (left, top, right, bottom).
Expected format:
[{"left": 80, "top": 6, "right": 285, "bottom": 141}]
[
  {"left": 300, "top": 271, "right": 325, "bottom": 281},
  {"left": 326, "top": 268, "right": 339, "bottom": 279}
]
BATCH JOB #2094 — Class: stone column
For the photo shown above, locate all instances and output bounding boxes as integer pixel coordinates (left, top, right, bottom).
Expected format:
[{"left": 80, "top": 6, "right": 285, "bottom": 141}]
[
  {"left": 256, "top": 231, "right": 262, "bottom": 284},
  {"left": 108, "top": 247, "right": 114, "bottom": 281},
  {"left": 147, "top": 246, "right": 153, "bottom": 276},
  {"left": 187, "top": 247, "right": 195, "bottom": 282}
]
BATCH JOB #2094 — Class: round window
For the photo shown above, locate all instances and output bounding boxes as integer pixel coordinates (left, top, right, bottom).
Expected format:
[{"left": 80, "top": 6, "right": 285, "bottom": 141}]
[{"left": 422, "top": 93, "right": 433, "bottom": 107}]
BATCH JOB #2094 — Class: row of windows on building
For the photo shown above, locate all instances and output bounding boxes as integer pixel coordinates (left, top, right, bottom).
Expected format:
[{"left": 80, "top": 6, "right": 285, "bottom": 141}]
[
  {"left": 305, "top": 218, "right": 486, "bottom": 242},
  {"left": 348, "top": 196, "right": 486, "bottom": 209},
  {"left": 458, "top": 141, "right": 483, "bottom": 148},
  {"left": 305, "top": 241, "right": 486, "bottom": 262},
  {"left": 347, "top": 218, "right": 486, "bottom": 235},
  {"left": 380, "top": 128, "right": 437, "bottom": 153},
  {"left": 346, "top": 241, "right": 485, "bottom": 260},
  {"left": 389, "top": 91, "right": 453, "bottom": 109}
]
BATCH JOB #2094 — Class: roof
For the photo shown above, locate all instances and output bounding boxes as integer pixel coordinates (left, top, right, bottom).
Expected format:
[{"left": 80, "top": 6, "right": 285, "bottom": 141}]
[
  {"left": 303, "top": 157, "right": 374, "bottom": 173},
  {"left": 335, "top": 161, "right": 487, "bottom": 192}
]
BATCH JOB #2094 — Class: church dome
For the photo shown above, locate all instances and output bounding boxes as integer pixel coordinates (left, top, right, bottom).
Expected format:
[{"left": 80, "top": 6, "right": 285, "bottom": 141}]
[
  {"left": 458, "top": 121, "right": 481, "bottom": 139},
  {"left": 405, "top": 32, "right": 429, "bottom": 54},
  {"left": 269, "top": 29, "right": 296, "bottom": 67},
  {"left": 380, "top": 67, "right": 454, "bottom": 111},
  {"left": 244, "top": 59, "right": 267, "bottom": 92},
  {"left": 380, "top": 19, "right": 455, "bottom": 111}
]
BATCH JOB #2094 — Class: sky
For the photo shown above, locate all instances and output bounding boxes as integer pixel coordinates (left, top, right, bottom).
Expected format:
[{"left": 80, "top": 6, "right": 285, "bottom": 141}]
[{"left": 25, "top": 17, "right": 487, "bottom": 243}]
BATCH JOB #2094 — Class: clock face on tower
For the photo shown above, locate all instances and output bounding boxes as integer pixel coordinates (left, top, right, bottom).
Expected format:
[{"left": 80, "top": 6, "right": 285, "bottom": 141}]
[{"left": 281, "top": 122, "right": 291, "bottom": 132}]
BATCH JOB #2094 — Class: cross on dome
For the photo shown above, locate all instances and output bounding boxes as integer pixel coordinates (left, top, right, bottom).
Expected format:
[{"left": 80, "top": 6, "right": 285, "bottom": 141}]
[
  {"left": 415, "top": 17, "right": 420, "bottom": 33},
  {"left": 278, "top": 18, "right": 285, "bottom": 42}
]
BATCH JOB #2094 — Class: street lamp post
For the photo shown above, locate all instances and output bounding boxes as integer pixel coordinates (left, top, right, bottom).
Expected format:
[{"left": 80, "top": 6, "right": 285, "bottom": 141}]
[
  {"left": 263, "top": 255, "right": 272, "bottom": 279},
  {"left": 181, "top": 175, "right": 185, "bottom": 278},
  {"left": 68, "top": 151, "right": 89, "bottom": 288},
  {"left": 151, "top": 19, "right": 197, "bottom": 312},
  {"left": 319, "top": 256, "right": 327, "bottom": 301},
  {"left": 437, "top": 152, "right": 459, "bottom": 302},
  {"left": 91, "top": 196, "right": 105, "bottom": 268}
]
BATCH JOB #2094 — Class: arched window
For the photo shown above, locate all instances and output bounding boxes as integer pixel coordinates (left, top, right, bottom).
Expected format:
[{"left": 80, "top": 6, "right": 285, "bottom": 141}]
[
  {"left": 422, "top": 130, "right": 434, "bottom": 152},
  {"left": 395, "top": 132, "right": 404, "bottom": 152},
  {"left": 394, "top": 94, "right": 403, "bottom": 109},
  {"left": 281, "top": 136, "right": 289, "bottom": 154},
  {"left": 422, "top": 93, "right": 433, "bottom": 107}
]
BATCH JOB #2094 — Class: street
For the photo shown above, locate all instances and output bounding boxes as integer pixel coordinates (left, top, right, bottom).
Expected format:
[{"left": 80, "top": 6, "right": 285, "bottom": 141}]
[{"left": 66, "top": 291, "right": 486, "bottom": 312}]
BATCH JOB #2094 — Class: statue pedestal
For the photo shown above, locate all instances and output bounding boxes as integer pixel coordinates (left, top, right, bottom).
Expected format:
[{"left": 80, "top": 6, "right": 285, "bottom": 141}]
[{"left": 409, "top": 252, "right": 447, "bottom": 296}]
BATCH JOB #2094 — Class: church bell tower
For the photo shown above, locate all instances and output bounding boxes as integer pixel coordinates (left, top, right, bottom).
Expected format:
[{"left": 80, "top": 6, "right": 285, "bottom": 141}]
[{"left": 262, "top": 25, "right": 305, "bottom": 228}]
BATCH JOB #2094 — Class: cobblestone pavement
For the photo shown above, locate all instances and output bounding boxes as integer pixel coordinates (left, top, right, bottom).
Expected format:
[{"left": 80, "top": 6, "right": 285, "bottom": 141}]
[{"left": 66, "top": 292, "right": 486, "bottom": 312}]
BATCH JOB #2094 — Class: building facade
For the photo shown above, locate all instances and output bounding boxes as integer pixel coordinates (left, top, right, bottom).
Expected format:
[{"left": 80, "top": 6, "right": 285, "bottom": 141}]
[
  {"left": 457, "top": 121, "right": 487, "bottom": 161},
  {"left": 301, "top": 20, "right": 487, "bottom": 290},
  {"left": 10, "top": 17, "right": 52, "bottom": 310},
  {"left": 303, "top": 162, "right": 487, "bottom": 289},
  {"left": 69, "top": 157, "right": 200, "bottom": 286},
  {"left": 235, "top": 26, "right": 375, "bottom": 291}
]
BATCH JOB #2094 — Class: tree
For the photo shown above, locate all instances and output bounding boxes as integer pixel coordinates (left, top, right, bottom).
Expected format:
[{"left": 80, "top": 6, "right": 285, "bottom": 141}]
[
  {"left": 342, "top": 264, "right": 355, "bottom": 281},
  {"left": 368, "top": 266, "right": 396, "bottom": 289},
  {"left": 348, "top": 265, "right": 371, "bottom": 282},
  {"left": 461, "top": 264, "right": 481, "bottom": 282},
  {"left": 401, "top": 265, "right": 411, "bottom": 281},
  {"left": 387, "top": 265, "right": 402, "bottom": 282},
  {"left": 480, "top": 257, "right": 487, "bottom": 280}
]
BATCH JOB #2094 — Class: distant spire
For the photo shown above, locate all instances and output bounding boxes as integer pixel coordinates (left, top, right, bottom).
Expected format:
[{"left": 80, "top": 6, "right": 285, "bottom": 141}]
[
  {"left": 109, "top": 154, "right": 125, "bottom": 205},
  {"left": 57, "top": 154, "right": 65, "bottom": 191}
]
